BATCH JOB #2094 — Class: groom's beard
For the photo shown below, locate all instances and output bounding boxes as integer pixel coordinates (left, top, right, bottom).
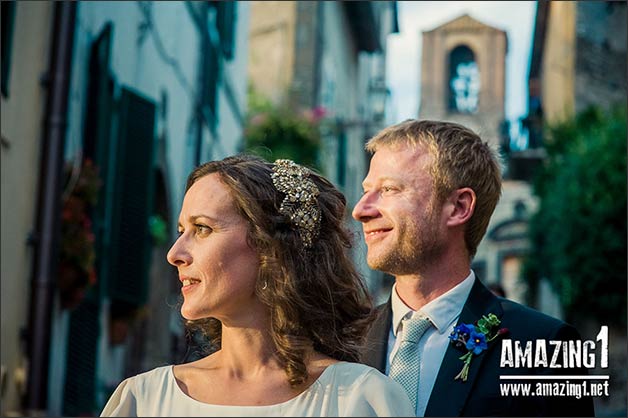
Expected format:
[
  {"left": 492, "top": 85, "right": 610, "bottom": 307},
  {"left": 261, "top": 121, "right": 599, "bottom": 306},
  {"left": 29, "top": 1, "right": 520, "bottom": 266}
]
[{"left": 366, "top": 210, "right": 444, "bottom": 276}]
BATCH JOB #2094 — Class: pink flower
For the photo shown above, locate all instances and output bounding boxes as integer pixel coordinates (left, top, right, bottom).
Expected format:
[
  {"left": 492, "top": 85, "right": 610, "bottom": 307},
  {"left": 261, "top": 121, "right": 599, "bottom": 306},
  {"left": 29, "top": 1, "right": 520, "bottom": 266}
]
[
  {"left": 250, "top": 113, "right": 268, "bottom": 126},
  {"left": 311, "top": 106, "right": 327, "bottom": 121}
]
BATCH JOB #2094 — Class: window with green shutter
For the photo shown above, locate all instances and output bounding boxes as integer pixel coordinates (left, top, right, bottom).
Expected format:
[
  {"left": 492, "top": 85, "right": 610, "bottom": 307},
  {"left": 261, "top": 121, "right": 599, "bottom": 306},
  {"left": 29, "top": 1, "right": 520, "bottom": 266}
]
[
  {"left": 1, "top": 0, "right": 16, "bottom": 97},
  {"left": 83, "top": 23, "right": 115, "bottom": 299},
  {"left": 106, "top": 87, "right": 157, "bottom": 307},
  {"left": 61, "top": 24, "right": 113, "bottom": 416},
  {"left": 63, "top": 298, "right": 100, "bottom": 416},
  {"left": 337, "top": 130, "right": 347, "bottom": 188}
]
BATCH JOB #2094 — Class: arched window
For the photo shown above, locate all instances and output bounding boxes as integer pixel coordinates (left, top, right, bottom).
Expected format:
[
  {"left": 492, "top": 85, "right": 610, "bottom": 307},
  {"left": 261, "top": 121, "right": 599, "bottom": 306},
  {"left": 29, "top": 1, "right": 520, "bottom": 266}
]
[{"left": 448, "top": 45, "right": 480, "bottom": 113}]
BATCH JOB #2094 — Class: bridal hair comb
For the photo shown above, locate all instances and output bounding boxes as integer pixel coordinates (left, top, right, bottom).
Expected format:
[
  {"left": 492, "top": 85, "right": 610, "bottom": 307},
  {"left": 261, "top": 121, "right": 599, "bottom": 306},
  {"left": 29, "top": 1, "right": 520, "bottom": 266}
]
[{"left": 271, "top": 159, "right": 321, "bottom": 248}]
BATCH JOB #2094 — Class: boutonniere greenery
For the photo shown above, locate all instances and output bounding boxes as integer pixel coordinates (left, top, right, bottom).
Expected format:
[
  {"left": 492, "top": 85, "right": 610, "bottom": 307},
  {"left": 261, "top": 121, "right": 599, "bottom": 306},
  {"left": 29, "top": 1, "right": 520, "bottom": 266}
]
[{"left": 448, "top": 313, "right": 509, "bottom": 382}]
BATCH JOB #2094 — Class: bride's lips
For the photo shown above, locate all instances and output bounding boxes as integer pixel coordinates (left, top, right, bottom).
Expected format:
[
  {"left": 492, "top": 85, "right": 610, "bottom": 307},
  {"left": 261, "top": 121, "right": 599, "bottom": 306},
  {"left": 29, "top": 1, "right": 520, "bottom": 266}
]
[{"left": 180, "top": 276, "right": 201, "bottom": 293}]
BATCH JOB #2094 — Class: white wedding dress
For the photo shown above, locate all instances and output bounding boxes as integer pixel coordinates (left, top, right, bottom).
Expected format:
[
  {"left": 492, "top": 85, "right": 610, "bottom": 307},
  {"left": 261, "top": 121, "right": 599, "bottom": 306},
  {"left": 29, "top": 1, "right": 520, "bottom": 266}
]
[{"left": 100, "top": 361, "right": 414, "bottom": 417}]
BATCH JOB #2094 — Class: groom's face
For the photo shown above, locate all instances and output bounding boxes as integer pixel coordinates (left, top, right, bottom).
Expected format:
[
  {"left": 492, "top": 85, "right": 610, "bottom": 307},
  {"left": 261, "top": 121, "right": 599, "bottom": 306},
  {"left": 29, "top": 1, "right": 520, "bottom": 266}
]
[{"left": 352, "top": 144, "right": 447, "bottom": 275}]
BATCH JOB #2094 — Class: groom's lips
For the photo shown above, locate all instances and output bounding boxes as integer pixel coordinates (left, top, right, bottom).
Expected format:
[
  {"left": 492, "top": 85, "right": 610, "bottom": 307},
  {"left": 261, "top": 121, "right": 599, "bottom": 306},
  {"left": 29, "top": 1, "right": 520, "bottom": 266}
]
[{"left": 364, "top": 228, "right": 392, "bottom": 243}]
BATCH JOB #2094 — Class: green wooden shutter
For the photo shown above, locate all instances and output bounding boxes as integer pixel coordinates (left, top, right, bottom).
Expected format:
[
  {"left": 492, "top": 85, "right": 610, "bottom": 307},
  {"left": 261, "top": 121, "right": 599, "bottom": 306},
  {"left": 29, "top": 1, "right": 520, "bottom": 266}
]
[
  {"left": 107, "top": 87, "right": 156, "bottom": 307},
  {"left": 84, "top": 23, "right": 114, "bottom": 296},
  {"left": 62, "top": 298, "right": 100, "bottom": 416},
  {"left": 337, "top": 130, "right": 347, "bottom": 188},
  {"left": 1, "top": 0, "right": 16, "bottom": 97}
]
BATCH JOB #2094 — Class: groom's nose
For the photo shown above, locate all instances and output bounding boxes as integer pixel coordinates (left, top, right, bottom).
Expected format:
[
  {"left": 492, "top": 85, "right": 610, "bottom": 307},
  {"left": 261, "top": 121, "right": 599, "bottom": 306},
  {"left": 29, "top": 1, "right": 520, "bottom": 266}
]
[{"left": 352, "top": 191, "right": 380, "bottom": 222}]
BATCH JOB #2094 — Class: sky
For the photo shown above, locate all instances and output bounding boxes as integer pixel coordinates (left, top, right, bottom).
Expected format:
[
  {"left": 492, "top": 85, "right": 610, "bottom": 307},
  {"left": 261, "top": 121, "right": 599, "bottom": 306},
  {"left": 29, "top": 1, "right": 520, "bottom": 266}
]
[{"left": 386, "top": 1, "right": 537, "bottom": 139}]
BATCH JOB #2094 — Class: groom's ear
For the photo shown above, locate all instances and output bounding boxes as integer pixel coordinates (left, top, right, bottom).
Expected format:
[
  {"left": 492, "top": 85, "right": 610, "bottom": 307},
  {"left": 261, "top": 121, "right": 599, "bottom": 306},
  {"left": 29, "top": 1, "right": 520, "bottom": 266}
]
[{"left": 445, "top": 187, "right": 476, "bottom": 227}]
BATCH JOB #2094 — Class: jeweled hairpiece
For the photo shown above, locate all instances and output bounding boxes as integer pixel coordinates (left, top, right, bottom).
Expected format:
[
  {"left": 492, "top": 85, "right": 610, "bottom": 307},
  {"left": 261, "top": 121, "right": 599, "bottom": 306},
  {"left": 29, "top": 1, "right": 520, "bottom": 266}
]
[{"left": 271, "top": 159, "right": 321, "bottom": 248}]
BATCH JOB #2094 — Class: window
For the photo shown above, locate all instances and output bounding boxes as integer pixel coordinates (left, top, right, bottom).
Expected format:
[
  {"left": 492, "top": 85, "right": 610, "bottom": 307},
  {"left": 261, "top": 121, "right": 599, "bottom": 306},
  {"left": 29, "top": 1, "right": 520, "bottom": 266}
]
[
  {"left": 448, "top": 45, "right": 480, "bottom": 113},
  {"left": 107, "top": 87, "right": 157, "bottom": 306}
]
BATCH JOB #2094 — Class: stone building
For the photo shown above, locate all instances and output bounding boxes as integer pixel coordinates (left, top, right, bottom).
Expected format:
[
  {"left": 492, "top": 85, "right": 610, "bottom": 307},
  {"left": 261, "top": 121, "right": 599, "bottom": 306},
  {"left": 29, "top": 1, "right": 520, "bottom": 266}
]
[{"left": 526, "top": 1, "right": 626, "bottom": 136}]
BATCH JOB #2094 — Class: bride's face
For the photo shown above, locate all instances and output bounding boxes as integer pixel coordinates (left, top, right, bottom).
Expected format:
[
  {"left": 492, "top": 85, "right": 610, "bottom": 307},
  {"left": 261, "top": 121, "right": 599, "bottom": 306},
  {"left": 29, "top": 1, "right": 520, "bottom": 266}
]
[{"left": 167, "top": 173, "right": 261, "bottom": 323}]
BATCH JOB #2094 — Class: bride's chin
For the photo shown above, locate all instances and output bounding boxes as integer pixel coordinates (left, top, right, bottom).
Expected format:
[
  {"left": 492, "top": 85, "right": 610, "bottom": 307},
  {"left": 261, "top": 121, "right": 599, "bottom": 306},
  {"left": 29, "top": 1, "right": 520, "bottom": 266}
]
[{"left": 180, "top": 307, "right": 200, "bottom": 321}]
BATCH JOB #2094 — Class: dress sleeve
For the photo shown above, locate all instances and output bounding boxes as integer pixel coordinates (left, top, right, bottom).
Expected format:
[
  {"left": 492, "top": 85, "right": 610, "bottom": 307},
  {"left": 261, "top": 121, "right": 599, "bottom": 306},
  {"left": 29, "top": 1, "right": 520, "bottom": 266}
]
[
  {"left": 100, "top": 377, "right": 138, "bottom": 417},
  {"left": 343, "top": 369, "right": 415, "bottom": 417}
]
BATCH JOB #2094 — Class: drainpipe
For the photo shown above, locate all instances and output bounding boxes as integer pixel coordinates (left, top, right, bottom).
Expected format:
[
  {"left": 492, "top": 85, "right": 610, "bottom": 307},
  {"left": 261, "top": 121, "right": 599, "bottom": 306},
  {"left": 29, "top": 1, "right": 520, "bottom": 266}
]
[
  {"left": 312, "top": 1, "right": 324, "bottom": 109},
  {"left": 26, "top": 2, "right": 77, "bottom": 414},
  {"left": 194, "top": 2, "right": 208, "bottom": 166}
]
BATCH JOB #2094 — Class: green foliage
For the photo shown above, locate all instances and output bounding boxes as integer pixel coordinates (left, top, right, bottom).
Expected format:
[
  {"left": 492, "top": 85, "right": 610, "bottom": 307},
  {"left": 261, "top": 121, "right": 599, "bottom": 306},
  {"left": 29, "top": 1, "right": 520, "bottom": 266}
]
[
  {"left": 243, "top": 88, "right": 322, "bottom": 171},
  {"left": 148, "top": 214, "right": 168, "bottom": 246},
  {"left": 523, "top": 105, "right": 627, "bottom": 326}
]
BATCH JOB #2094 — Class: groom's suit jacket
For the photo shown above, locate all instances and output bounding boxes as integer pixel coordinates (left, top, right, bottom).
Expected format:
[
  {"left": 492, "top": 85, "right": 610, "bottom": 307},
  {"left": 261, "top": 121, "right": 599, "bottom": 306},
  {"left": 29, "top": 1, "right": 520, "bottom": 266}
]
[{"left": 361, "top": 278, "right": 595, "bottom": 417}]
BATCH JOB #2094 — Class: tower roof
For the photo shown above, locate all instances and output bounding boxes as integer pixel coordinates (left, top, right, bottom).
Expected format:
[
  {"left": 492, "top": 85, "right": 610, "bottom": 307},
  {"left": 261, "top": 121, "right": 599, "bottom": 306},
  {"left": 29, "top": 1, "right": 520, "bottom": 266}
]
[{"left": 424, "top": 13, "right": 507, "bottom": 34}]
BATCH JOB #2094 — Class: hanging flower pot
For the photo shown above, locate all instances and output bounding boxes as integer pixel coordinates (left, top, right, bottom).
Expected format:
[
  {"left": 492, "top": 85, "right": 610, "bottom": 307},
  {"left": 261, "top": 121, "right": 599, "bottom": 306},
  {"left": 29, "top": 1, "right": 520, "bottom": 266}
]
[{"left": 57, "top": 159, "right": 101, "bottom": 310}]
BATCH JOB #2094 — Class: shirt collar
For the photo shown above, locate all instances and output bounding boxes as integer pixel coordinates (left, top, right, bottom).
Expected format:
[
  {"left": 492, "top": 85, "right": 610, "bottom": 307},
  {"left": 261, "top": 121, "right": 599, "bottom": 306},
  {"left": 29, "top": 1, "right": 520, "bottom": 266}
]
[{"left": 391, "top": 271, "right": 476, "bottom": 336}]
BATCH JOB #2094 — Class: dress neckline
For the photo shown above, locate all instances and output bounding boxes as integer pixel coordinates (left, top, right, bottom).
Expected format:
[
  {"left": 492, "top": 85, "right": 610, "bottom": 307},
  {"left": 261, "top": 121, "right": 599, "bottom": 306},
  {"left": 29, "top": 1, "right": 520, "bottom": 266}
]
[{"left": 169, "top": 361, "right": 345, "bottom": 408}]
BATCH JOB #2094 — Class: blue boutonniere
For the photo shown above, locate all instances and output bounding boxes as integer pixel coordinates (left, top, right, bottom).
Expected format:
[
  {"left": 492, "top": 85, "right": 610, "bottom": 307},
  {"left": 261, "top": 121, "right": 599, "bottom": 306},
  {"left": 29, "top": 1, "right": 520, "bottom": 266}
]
[{"left": 448, "top": 313, "right": 509, "bottom": 382}]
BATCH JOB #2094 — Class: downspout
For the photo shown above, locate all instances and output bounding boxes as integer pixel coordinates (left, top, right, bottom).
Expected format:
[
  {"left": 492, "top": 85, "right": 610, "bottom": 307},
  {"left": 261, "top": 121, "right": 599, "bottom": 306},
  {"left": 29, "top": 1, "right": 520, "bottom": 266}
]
[
  {"left": 194, "top": 2, "right": 208, "bottom": 166},
  {"left": 26, "top": 2, "right": 77, "bottom": 413},
  {"left": 312, "top": 1, "right": 324, "bottom": 108}
]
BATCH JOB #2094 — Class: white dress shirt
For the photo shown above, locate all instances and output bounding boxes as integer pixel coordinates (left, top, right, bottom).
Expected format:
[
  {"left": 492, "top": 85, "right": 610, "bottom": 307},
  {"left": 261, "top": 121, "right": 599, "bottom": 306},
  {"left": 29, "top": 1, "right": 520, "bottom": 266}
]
[{"left": 386, "top": 271, "right": 475, "bottom": 417}]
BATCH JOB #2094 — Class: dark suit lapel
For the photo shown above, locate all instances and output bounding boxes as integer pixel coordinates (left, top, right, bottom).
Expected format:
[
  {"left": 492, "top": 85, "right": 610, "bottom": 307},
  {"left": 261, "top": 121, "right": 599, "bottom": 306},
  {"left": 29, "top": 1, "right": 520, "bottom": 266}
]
[
  {"left": 425, "top": 279, "right": 503, "bottom": 417},
  {"left": 362, "top": 300, "right": 392, "bottom": 373}
]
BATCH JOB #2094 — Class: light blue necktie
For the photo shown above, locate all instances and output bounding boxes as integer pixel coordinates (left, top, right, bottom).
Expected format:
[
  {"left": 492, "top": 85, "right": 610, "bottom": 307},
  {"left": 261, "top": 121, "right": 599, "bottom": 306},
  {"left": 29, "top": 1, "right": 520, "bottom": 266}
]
[{"left": 389, "top": 315, "right": 432, "bottom": 410}]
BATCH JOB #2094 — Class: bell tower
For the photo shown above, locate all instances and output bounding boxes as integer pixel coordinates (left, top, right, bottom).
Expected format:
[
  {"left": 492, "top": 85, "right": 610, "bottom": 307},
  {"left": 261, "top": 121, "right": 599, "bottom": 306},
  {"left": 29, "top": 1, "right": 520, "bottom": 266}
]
[{"left": 420, "top": 14, "right": 507, "bottom": 149}]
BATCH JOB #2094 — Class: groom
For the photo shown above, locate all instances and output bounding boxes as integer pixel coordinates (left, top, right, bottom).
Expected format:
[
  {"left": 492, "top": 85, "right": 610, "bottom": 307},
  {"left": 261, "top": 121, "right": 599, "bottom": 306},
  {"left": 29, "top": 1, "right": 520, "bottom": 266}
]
[{"left": 353, "top": 119, "right": 595, "bottom": 416}]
